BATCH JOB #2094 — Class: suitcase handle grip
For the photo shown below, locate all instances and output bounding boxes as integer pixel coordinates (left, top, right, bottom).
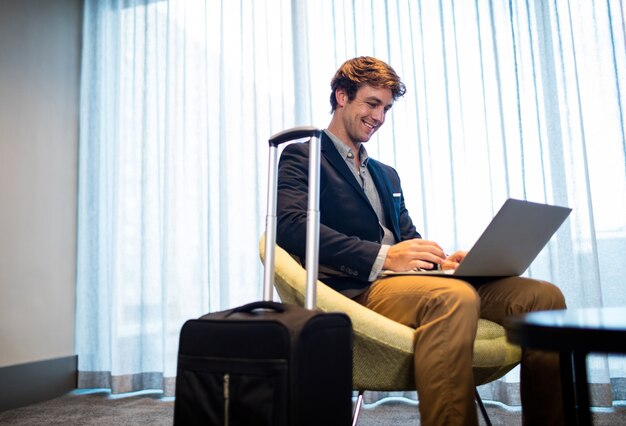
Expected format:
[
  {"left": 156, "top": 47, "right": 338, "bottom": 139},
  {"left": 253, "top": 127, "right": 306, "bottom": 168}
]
[
  {"left": 228, "top": 301, "right": 286, "bottom": 315},
  {"left": 268, "top": 126, "right": 321, "bottom": 147}
]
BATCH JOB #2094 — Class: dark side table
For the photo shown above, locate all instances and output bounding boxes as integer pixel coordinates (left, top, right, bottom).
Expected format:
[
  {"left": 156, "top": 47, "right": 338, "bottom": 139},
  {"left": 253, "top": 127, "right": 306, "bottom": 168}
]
[{"left": 504, "top": 307, "right": 626, "bottom": 426}]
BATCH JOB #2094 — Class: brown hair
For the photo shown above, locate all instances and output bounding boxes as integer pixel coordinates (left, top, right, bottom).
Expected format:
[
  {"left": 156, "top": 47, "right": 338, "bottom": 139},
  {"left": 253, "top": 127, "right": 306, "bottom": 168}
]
[{"left": 329, "top": 56, "right": 406, "bottom": 112}]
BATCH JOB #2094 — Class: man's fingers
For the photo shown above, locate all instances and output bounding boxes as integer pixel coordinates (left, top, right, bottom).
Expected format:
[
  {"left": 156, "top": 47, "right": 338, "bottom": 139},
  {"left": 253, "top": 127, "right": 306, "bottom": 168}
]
[{"left": 404, "top": 239, "right": 445, "bottom": 260}]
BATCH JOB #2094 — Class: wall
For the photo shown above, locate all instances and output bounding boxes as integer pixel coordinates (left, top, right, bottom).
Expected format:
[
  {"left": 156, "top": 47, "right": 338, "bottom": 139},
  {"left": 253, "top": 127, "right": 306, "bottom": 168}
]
[{"left": 0, "top": 0, "right": 81, "bottom": 372}]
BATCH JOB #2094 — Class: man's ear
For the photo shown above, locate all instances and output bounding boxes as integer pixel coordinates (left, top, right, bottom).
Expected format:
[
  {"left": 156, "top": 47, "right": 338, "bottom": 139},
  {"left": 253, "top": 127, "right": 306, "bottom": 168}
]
[{"left": 334, "top": 89, "right": 347, "bottom": 108}]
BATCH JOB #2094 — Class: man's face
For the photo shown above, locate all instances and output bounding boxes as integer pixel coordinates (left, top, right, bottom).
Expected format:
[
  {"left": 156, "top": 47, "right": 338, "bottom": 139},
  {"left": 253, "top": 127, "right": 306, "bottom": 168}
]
[{"left": 335, "top": 84, "right": 394, "bottom": 145}]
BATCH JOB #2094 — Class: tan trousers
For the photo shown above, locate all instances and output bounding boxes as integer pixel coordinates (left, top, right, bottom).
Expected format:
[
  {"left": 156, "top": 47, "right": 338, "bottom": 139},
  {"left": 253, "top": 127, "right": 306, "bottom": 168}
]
[{"left": 354, "top": 275, "right": 566, "bottom": 426}]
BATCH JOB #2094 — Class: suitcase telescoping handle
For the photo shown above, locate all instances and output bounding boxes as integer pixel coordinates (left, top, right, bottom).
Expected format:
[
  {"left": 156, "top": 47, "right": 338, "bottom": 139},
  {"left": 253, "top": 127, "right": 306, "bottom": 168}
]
[{"left": 263, "top": 126, "right": 322, "bottom": 311}]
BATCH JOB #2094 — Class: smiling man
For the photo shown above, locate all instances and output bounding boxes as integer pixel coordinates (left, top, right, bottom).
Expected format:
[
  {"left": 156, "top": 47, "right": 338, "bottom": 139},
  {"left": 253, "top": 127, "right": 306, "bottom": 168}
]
[{"left": 276, "top": 56, "right": 566, "bottom": 426}]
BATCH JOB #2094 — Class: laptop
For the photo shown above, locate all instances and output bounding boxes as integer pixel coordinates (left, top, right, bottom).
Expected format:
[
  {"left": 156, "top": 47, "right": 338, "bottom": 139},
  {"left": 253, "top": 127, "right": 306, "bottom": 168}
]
[{"left": 382, "top": 198, "right": 572, "bottom": 277}]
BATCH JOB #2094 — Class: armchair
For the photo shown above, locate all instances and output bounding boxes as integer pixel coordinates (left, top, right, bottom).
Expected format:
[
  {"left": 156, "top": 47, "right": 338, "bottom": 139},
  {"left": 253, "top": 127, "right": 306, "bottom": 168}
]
[{"left": 260, "top": 238, "right": 521, "bottom": 425}]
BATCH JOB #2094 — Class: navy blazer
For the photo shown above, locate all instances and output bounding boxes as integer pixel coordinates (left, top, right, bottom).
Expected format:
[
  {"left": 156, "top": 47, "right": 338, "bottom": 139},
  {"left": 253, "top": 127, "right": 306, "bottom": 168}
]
[{"left": 276, "top": 131, "right": 421, "bottom": 293}]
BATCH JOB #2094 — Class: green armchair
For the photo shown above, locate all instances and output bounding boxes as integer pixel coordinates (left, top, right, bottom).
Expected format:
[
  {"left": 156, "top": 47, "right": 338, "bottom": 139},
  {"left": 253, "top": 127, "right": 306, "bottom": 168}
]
[{"left": 260, "top": 238, "right": 521, "bottom": 424}]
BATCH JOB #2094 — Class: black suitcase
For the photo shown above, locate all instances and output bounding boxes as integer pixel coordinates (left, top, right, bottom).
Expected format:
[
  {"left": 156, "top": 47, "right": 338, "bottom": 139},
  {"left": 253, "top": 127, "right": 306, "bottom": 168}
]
[{"left": 173, "top": 127, "right": 353, "bottom": 426}]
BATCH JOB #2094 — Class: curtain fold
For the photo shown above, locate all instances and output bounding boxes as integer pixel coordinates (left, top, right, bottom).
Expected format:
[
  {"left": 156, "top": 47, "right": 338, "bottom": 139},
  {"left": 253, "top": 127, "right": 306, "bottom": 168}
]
[{"left": 77, "top": 0, "right": 626, "bottom": 405}]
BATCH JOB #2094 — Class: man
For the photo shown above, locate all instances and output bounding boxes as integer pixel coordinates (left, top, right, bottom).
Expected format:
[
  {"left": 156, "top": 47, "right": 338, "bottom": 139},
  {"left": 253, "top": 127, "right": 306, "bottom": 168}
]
[{"left": 276, "top": 56, "right": 565, "bottom": 426}]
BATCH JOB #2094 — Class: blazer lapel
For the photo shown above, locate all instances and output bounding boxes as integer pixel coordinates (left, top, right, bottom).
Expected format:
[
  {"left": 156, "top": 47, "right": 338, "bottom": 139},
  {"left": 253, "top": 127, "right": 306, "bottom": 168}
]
[
  {"left": 321, "top": 133, "right": 370, "bottom": 203},
  {"left": 368, "top": 160, "right": 402, "bottom": 241}
]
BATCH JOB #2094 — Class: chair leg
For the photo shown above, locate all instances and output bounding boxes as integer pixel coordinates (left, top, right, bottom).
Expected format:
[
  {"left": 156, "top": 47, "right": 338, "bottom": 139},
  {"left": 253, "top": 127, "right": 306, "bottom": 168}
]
[
  {"left": 475, "top": 388, "right": 492, "bottom": 426},
  {"left": 352, "top": 390, "right": 365, "bottom": 426}
]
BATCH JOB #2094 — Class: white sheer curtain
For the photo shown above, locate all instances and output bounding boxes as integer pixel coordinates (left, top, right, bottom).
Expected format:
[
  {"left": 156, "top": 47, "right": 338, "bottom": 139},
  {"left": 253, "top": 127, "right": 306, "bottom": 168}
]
[
  {"left": 77, "top": 0, "right": 626, "bottom": 406},
  {"left": 76, "top": 0, "right": 296, "bottom": 395}
]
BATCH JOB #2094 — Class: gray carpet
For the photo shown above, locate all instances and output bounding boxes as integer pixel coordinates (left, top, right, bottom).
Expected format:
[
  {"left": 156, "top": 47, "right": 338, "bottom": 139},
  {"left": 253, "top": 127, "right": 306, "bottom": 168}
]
[
  {"left": 0, "top": 390, "right": 515, "bottom": 425},
  {"left": 0, "top": 390, "right": 623, "bottom": 425}
]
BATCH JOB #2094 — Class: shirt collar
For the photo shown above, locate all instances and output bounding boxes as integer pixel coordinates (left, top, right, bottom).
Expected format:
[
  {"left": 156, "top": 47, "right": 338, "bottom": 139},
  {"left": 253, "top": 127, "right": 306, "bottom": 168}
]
[{"left": 324, "top": 129, "right": 369, "bottom": 166}]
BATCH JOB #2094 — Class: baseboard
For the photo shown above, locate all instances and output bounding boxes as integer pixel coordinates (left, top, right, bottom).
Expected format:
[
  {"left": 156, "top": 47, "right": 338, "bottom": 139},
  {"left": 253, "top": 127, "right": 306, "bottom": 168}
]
[{"left": 0, "top": 355, "right": 77, "bottom": 412}]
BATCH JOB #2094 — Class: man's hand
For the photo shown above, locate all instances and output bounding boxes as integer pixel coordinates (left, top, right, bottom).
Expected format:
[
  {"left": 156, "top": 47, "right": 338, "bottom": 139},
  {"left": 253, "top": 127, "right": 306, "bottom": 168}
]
[
  {"left": 442, "top": 250, "right": 468, "bottom": 271},
  {"left": 383, "top": 238, "right": 446, "bottom": 271}
]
